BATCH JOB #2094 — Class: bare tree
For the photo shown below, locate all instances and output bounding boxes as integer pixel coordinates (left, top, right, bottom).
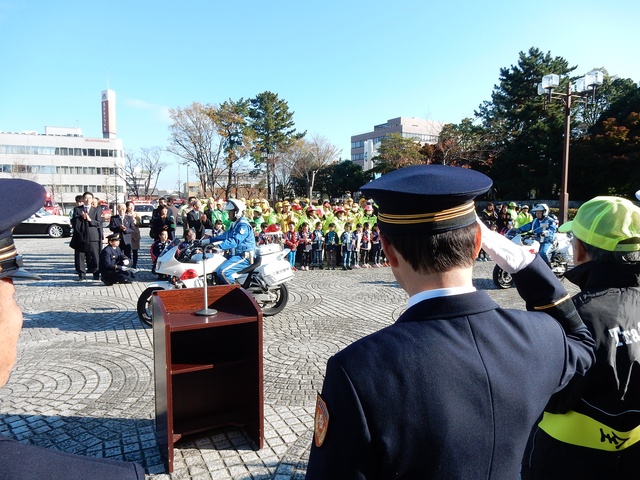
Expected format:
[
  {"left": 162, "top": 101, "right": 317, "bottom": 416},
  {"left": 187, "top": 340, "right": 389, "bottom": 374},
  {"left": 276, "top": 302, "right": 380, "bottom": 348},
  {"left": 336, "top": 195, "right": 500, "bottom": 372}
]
[
  {"left": 288, "top": 134, "right": 341, "bottom": 199},
  {"left": 122, "top": 152, "right": 142, "bottom": 198},
  {"left": 168, "top": 102, "right": 224, "bottom": 196},
  {"left": 121, "top": 148, "right": 167, "bottom": 199},
  {"left": 138, "top": 147, "right": 167, "bottom": 197}
]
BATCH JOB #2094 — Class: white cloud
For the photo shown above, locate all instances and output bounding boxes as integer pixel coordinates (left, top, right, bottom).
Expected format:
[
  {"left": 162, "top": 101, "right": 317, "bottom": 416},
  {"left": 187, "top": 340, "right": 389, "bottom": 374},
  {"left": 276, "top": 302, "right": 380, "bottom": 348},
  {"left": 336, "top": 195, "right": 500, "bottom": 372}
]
[{"left": 125, "top": 98, "right": 171, "bottom": 123}]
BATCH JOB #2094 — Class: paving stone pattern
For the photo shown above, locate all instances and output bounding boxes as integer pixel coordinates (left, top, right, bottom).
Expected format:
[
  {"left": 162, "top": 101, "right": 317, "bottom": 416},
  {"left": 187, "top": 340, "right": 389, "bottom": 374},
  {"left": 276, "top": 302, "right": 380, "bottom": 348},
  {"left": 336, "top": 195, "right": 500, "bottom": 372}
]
[{"left": 0, "top": 234, "right": 578, "bottom": 479}]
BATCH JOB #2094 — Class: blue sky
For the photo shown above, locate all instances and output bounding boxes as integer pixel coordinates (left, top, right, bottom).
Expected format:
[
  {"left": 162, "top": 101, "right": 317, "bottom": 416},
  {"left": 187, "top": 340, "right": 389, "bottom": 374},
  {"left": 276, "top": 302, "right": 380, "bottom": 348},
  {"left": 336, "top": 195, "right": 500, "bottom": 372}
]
[{"left": 1, "top": 0, "right": 638, "bottom": 190}]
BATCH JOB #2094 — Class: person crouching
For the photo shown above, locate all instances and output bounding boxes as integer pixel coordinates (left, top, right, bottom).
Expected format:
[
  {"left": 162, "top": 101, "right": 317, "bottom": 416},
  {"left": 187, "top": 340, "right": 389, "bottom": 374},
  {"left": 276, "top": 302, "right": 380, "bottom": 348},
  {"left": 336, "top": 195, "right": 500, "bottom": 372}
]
[{"left": 99, "top": 234, "right": 134, "bottom": 286}]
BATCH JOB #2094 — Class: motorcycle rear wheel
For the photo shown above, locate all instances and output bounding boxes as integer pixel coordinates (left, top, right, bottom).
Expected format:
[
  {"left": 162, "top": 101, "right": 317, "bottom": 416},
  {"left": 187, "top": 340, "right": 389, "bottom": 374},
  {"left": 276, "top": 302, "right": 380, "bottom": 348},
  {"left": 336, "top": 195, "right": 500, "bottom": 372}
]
[
  {"left": 137, "top": 287, "right": 164, "bottom": 327},
  {"left": 254, "top": 283, "right": 289, "bottom": 316},
  {"left": 492, "top": 264, "right": 513, "bottom": 289}
]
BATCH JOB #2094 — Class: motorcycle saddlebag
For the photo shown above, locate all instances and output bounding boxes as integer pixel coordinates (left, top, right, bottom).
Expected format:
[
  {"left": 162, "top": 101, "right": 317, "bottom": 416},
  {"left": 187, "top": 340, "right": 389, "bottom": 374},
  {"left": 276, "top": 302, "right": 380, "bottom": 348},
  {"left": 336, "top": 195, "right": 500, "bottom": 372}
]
[{"left": 262, "top": 259, "right": 294, "bottom": 285}]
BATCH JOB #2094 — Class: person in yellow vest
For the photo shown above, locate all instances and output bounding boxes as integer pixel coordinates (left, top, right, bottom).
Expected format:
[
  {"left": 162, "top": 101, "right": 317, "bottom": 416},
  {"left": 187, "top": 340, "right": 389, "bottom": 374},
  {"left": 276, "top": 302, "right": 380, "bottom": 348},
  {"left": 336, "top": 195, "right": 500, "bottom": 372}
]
[
  {"left": 209, "top": 198, "right": 230, "bottom": 229},
  {"left": 514, "top": 204, "right": 533, "bottom": 229},
  {"left": 261, "top": 201, "right": 278, "bottom": 226},
  {"left": 361, "top": 204, "right": 377, "bottom": 228},
  {"left": 522, "top": 196, "right": 640, "bottom": 479},
  {"left": 507, "top": 201, "right": 519, "bottom": 222}
]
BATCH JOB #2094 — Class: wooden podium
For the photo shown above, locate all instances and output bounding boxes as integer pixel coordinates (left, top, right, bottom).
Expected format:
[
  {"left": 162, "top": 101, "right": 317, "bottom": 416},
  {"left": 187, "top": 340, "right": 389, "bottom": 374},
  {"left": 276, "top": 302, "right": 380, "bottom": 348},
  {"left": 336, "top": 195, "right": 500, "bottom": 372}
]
[{"left": 152, "top": 285, "right": 264, "bottom": 473}]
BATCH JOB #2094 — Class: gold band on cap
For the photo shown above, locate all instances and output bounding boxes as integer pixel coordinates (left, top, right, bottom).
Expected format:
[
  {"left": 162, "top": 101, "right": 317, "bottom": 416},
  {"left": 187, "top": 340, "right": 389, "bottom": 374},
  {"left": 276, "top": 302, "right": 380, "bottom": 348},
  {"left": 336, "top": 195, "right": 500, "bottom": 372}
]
[
  {"left": 378, "top": 201, "right": 476, "bottom": 225},
  {"left": 0, "top": 242, "right": 17, "bottom": 262}
]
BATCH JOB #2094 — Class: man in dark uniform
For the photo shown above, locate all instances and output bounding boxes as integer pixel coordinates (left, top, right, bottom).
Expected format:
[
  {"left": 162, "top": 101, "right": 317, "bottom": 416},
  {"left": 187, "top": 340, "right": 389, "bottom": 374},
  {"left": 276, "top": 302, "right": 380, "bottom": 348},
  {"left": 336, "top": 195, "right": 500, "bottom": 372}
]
[
  {"left": 306, "top": 165, "right": 595, "bottom": 479},
  {"left": 522, "top": 196, "right": 640, "bottom": 479},
  {"left": 70, "top": 191, "right": 102, "bottom": 281},
  {"left": 99, "top": 234, "right": 134, "bottom": 286},
  {"left": 0, "top": 179, "right": 144, "bottom": 479}
]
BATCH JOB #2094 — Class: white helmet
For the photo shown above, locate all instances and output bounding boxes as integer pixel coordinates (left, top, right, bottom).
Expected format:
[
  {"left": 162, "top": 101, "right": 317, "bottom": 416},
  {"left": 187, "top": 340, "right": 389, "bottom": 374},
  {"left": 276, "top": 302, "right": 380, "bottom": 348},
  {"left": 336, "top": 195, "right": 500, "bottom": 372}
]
[
  {"left": 225, "top": 199, "right": 246, "bottom": 217},
  {"left": 531, "top": 203, "right": 549, "bottom": 216}
]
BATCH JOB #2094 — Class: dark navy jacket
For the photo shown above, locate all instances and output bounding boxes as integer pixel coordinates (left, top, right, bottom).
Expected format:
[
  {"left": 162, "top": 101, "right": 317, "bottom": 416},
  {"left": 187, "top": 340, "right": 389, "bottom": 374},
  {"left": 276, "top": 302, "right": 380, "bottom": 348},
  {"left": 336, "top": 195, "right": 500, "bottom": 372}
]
[
  {"left": 0, "top": 434, "right": 144, "bottom": 479},
  {"left": 306, "top": 256, "right": 595, "bottom": 479},
  {"left": 108, "top": 214, "right": 136, "bottom": 246}
]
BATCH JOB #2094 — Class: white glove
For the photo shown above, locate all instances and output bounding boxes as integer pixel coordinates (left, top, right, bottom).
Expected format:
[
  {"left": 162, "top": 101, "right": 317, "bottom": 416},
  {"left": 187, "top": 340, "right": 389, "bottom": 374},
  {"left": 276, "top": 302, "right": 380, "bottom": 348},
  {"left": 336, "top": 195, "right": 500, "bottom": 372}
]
[{"left": 479, "top": 219, "right": 535, "bottom": 274}]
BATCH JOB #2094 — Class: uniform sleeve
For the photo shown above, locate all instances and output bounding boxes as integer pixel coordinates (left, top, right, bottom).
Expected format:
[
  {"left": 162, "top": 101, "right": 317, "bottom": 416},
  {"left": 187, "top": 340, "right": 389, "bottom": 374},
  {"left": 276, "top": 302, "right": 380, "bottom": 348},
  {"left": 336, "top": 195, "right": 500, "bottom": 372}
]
[
  {"left": 511, "top": 255, "right": 595, "bottom": 398},
  {"left": 306, "top": 356, "right": 374, "bottom": 480}
]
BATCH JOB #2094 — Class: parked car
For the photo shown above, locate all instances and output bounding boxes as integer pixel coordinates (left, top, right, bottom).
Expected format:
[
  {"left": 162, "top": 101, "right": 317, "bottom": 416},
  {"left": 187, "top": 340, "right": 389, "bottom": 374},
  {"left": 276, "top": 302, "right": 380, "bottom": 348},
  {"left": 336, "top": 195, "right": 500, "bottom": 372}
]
[
  {"left": 133, "top": 204, "right": 154, "bottom": 226},
  {"left": 14, "top": 208, "right": 71, "bottom": 238}
]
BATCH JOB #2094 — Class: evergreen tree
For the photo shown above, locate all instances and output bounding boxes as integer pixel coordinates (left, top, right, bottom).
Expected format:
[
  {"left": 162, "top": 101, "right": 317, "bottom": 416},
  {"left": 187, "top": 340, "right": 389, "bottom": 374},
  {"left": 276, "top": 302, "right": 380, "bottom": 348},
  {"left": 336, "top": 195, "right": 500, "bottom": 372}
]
[
  {"left": 476, "top": 47, "right": 575, "bottom": 199},
  {"left": 248, "top": 91, "right": 305, "bottom": 201}
]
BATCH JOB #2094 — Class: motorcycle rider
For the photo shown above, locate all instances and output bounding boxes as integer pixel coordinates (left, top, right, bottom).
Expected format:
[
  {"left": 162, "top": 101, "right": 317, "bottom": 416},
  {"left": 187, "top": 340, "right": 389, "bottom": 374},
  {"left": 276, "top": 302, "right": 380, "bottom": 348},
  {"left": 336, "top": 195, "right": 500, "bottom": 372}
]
[
  {"left": 208, "top": 199, "right": 256, "bottom": 284},
  {"left": 517, "top": 203, "right": 557, "bottom": 266}
]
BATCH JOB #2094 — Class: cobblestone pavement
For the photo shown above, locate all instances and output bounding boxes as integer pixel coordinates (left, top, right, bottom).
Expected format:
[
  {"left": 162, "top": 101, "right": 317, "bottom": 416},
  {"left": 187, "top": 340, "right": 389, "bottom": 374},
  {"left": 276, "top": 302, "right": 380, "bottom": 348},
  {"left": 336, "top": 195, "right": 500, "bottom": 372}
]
[{"left": 0, "top": 234, "right": 579, "bottom": 479}]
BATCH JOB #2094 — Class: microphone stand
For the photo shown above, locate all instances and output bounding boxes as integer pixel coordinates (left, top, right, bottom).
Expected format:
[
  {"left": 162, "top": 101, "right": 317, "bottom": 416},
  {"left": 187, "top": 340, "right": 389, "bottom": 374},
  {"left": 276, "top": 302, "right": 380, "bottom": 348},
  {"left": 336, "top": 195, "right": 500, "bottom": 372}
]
[{"left": 195, "top": 245, "right": 217, "bottom": 316}]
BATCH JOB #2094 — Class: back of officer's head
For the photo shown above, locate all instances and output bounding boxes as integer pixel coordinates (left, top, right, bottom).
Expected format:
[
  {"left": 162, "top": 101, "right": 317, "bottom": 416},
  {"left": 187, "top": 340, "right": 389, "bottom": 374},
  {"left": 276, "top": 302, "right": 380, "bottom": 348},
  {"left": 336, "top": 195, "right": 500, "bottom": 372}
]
[{"left": 360, "top": 165, "right": 491, "bottom": 274}]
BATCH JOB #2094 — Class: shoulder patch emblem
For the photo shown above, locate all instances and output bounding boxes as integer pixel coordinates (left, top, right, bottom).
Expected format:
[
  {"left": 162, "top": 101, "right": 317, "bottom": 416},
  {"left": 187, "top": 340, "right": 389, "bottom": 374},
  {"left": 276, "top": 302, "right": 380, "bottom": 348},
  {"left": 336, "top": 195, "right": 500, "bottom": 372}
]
[
  {"left": 239, "top": 226, "right": 246, "bottom": 235},
  {"left": 314, "top": 393, "right": 329, "bottom": 447}
]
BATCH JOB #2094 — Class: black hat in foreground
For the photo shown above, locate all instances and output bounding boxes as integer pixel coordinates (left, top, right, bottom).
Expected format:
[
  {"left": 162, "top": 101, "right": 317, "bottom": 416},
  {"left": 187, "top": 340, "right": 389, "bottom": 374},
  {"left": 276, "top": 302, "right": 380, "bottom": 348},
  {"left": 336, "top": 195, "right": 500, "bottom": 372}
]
[
  {"left": 360, "top": 164, "right": 492, "bottom": 235},
  {"left": 0, "top": 179, "right": 46, "bottom": 280},
  {"left": 107, "top": 233, "right": 121, "bottom": 241}
]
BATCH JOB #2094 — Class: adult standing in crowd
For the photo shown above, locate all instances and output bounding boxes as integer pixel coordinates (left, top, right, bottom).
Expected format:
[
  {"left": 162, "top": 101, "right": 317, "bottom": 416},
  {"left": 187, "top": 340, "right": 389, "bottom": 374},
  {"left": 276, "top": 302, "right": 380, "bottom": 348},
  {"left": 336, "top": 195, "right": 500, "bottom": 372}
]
[
  {"left": 108, "top": 204, "right": 135, "bottom": 260},
  {"left": 69, "top": 191, "right": 102, "bottom": 281},
  {"left": 480, "top": 201, "right": 498, "bottom": 229},
  {"left": 166, "top": 196, "right": 180, "bottom": 224},
  {"left": 126, "top": 201, "right": 141, "bottom": 269},
  {"left": 150, "top": 204, "right": 175, "bottom": 241},
  {"left": 151, "top": 197, "right": 167, "bottom": 220},
  {"left": 186, "top": 200, "right": 211, "bottom": 239},
  {"left": 0, "top": 179, "right": 144, "bottom": 479},
  {"left": 496, "top": 203, "right": 512, "bottom": 234},
  {"left": 522, "top": 196, "right": 640, "bottom": 479},
  {"left": 306, "top": 165, "right": 595, "bottom": 479}
]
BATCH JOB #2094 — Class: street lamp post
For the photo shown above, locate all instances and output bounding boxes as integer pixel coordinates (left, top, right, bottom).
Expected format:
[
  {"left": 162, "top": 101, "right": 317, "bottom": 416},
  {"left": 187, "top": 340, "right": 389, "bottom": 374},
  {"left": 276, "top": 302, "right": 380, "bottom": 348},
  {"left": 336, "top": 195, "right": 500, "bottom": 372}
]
[{"left": 537, "top": 70, "right": 604, "bottom": 225}]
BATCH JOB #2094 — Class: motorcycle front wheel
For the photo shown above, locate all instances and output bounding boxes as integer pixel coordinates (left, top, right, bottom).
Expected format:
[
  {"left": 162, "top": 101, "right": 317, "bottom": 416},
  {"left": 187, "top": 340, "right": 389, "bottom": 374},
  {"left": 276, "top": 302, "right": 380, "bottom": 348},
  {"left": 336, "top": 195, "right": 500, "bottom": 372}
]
[
  {"left": 253, "top": 283, "right": 289, "bottom": 316},
  {"left": 492, "top": 265, "right": 513, "bottom": 289},
  {"left": 136, "top": 287, "right": 164, "bottom": 327}
]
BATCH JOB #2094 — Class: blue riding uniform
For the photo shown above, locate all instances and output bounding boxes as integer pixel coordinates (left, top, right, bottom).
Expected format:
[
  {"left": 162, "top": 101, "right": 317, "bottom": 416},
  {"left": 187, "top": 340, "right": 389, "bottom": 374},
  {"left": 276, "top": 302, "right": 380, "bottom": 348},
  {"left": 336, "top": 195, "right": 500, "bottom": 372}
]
[
  {"left": 517, "top": 205, "right": 557, "bottom": 265},
  {"left": 210, "top": 214, "right": 256, "bottom": 284}
]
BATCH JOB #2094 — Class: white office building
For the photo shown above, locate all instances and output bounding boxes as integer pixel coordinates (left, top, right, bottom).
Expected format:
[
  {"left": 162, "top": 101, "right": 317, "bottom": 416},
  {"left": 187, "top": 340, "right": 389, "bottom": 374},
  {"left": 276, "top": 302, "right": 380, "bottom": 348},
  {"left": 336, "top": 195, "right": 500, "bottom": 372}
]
[
  {"left": 0, "top": 89, "right": 126, "bottom": 209},
  {"left": 351, "top": 117, "right": 443, "bottom": 170}
]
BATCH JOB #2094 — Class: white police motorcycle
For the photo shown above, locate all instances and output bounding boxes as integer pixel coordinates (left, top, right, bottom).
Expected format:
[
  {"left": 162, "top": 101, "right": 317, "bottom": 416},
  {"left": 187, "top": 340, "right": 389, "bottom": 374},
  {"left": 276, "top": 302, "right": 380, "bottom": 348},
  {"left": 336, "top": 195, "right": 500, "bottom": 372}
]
[
  {"left": 492, "top": 227, "right": 573, "bottom": 289},
  {"left": 136, "top": 234, "right": 294, "bottom": 326}
]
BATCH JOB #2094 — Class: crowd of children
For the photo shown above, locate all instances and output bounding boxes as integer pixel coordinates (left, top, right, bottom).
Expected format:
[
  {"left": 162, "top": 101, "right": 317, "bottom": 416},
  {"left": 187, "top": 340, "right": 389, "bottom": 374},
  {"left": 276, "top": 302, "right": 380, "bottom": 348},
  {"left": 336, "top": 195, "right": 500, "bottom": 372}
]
[
  {"left": 196, "top": 195, "right": 390, "bottom": 271},
  {"left": 279, "top": 218, "right": 388, "bottom": 271}
]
